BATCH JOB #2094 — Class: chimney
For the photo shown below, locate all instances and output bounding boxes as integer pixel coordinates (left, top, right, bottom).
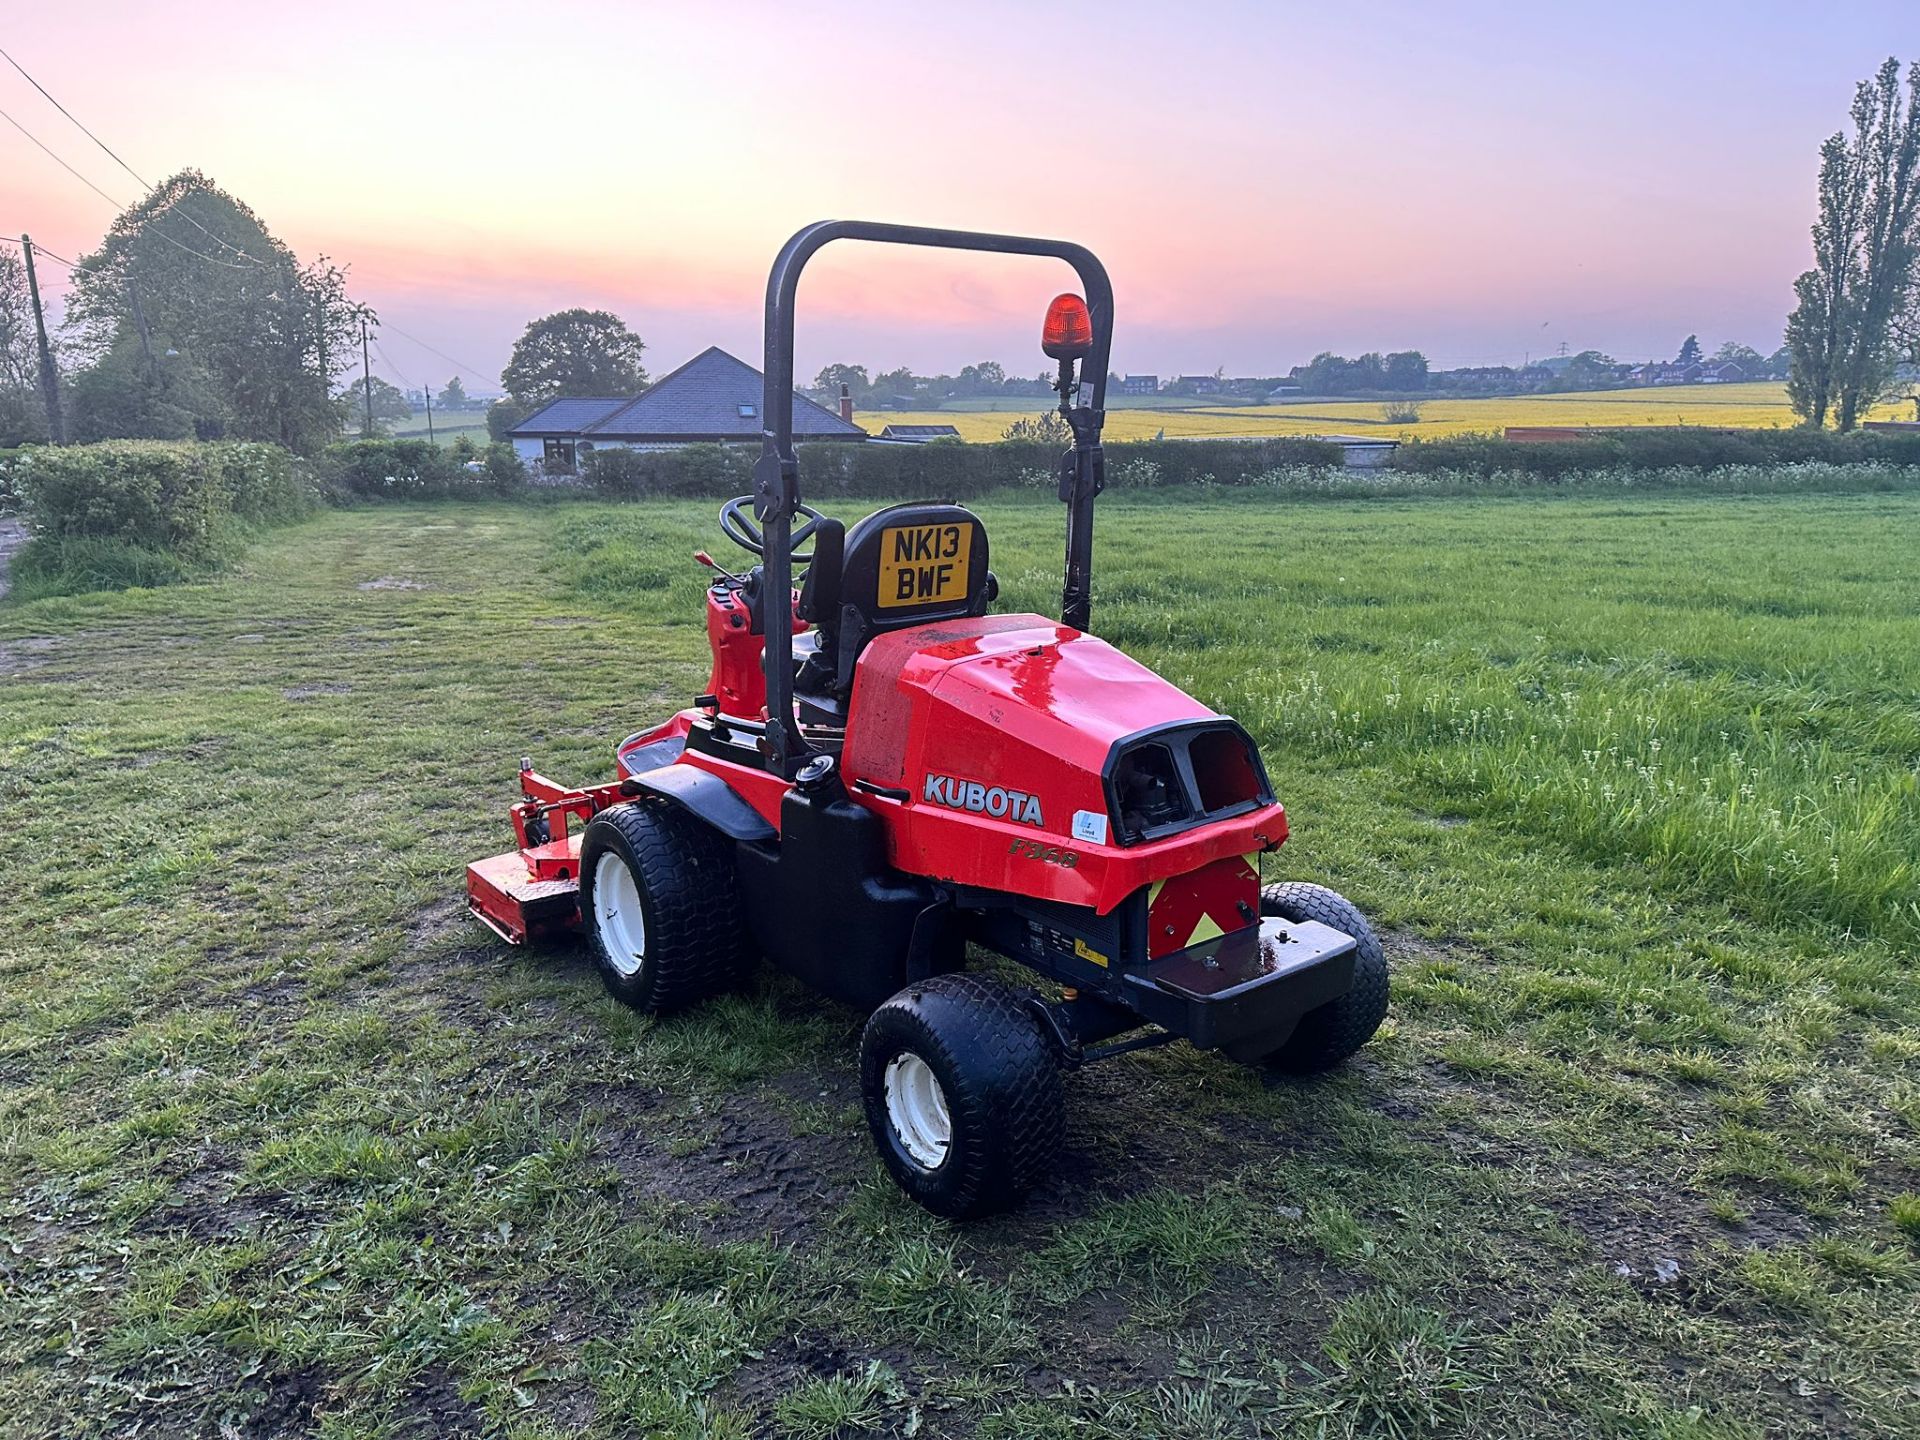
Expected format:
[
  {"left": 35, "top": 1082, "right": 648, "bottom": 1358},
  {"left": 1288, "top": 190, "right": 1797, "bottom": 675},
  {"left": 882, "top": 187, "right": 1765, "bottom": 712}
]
[{"left": 839, "top": 383, "right": 854, "bottom": 424}]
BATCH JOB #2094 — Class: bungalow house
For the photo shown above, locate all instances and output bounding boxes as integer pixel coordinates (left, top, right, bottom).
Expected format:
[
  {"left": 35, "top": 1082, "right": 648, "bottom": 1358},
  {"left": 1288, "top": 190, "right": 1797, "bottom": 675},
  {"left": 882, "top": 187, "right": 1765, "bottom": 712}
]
[{"left": 508, "top": 346, "right": 866, "bottom": 468}]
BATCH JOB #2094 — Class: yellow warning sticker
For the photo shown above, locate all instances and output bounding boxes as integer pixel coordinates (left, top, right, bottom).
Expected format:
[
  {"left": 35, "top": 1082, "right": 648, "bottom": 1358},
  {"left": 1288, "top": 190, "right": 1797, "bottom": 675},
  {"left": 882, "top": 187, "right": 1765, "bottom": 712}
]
[
  {"left": 1074, "top": 938, "right": 1110, "bottom": 968},
  {"left": 877, "top": 523, "right": 972, "bottom": 608}
]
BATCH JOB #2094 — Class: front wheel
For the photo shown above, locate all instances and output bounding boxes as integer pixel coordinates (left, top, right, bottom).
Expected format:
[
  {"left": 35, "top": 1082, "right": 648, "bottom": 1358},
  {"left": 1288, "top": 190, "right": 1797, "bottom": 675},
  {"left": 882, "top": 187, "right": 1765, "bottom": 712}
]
[
  {"left": 859, "top": 974, "right": 1063, "bottom": 1220},
  {"left": 577, "top": 801, "right": 751, "bottom": 1013},
  {"left": 1255, "top": 882, "right": 1389, "bottom": 1073}
]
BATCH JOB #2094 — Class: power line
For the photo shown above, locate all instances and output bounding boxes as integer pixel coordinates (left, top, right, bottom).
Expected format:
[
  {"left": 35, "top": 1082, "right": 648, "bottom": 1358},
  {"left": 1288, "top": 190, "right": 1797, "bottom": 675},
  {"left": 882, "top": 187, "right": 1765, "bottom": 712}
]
[
  {"left": 0, "top": 44, "right": 260, "bottom": 264},
  {"left": 370, "top": 335, "right": 413, "bottom": 390},
  {"left": 2, "top": 103, "right": 258, "bottom": 273},
  {"left": 0, "top": 101, "right": 122, "bottom": 208},
  {"left": 0, "top": 233, "right": 74, "bottom": 266},
  {"left": 376, "top": 316, "right": 494, "bottom": 384},
  {"left": 0, "top": 44, "right": 145, "bottom": 186}
]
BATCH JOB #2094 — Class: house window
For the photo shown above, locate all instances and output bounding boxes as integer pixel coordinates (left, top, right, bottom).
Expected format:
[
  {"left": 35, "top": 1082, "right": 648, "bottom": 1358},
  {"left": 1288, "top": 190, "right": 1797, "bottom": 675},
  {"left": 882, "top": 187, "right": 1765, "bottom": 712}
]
[
  {"left": 737, "top": 402, "right": 756, "bottom": 418},
  {"left": 543, "top": 438, "right": 577, "bottom": 469}
]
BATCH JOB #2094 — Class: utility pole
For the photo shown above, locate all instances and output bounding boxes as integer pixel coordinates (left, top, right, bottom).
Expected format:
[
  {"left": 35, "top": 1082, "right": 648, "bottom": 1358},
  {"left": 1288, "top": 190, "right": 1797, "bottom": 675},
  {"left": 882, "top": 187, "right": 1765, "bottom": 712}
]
[
  {"left": 423, "top": 378, "right": 435, "bottom": 444},
  {"left": 20, "top": 235, "right": 65, "bottom": 445},
  {"left": 127, "top": 281, "right": 158, "bottom": 381},
  {"left": 360, "top": 312, "right": 374, "bottom": 437}
]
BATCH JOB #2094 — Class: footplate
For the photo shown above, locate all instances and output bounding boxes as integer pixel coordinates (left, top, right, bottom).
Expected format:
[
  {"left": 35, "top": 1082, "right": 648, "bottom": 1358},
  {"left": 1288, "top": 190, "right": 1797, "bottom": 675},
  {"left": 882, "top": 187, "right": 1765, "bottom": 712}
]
[{"left": 1121, "top": 916, "right": 1356, "bottom": 1051}]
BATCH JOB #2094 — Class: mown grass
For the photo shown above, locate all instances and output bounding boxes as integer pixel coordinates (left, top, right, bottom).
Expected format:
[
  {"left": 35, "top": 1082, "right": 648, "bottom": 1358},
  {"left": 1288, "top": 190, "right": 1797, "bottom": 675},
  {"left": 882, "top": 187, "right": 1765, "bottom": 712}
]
[{"left": 1, "top": 489, "right": 1916, "bottom": 1437}]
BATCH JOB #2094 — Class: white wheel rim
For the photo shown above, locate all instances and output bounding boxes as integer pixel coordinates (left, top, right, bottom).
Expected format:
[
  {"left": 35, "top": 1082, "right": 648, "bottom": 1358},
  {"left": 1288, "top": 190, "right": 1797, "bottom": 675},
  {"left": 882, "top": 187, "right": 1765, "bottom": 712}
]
[
  {"left": 592, "top": 851, "right": 647, "bottom": 977},
  {"left": 883, "top": 1053, "right": 952, "bottom": 1171}
]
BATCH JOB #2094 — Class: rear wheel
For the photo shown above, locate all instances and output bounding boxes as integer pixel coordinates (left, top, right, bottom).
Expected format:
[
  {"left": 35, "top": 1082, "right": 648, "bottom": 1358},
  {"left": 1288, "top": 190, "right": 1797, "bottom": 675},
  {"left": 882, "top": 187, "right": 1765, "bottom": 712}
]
[
  {"left": 859, "top": 974, "right": 1063, "bottom": 1219},
  {"left": 1255, "top": 882, "right": 1389, "bottom": 1073},
  {"left": 578, "top": 801, "right": 751, "bottom": 1013}
]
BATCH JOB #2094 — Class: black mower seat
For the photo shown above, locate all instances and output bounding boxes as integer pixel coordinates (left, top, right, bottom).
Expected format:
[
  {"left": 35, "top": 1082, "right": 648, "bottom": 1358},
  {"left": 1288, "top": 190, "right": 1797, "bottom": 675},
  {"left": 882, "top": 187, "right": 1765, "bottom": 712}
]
[{"left": 800, "top": 501, "right": 995, "bottom": 695}]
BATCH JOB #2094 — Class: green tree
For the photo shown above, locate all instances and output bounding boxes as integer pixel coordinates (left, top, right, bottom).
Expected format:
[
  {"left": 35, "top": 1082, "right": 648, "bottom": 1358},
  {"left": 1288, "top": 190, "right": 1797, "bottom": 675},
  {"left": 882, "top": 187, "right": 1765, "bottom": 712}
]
[
  {"left": 68, "top": 333, "right": 231, "bottom": 442},
  {"left": 1712, "top": 341, "right": 1766, "bottom": 373},
  {"left": 811, "top": 363, "right": 871, "bottom": 404},
  {"left": 958, "top": 361, "right": 1006, "bottom": 393},
  {"left": 486, "top": 397, "right": 531, "bottom": 443},
  {"left": 339, "top": 375, "right": 410, "bottom": 435},
  {"left": 503, "top": 309, "right": 647, "bottom": 403},
  {"left": 1560, "top": 349, "right": 1618, "bottom": 389},
  {"left": 438, "top": 375, "right": 468, "bottom": 409},
  {"left": 66, "top": 170, "right": 359, "bottom": 452},
  {"left": 1788, "top": 58, "right": 1920, "bottom": 429},
  {"left": 1675, "top": 334, "right": 1702, "bottom": 367},
  {"left": 1383, "top": 350, "right": 1429, "bottom": 391}
]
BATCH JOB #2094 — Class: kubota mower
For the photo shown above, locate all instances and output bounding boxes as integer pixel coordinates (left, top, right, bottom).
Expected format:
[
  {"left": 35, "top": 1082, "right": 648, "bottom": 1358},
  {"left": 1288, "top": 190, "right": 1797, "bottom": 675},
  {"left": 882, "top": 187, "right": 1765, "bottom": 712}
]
[{"left": 468, "top": 222, "right": 1388, "bottom": 1218}]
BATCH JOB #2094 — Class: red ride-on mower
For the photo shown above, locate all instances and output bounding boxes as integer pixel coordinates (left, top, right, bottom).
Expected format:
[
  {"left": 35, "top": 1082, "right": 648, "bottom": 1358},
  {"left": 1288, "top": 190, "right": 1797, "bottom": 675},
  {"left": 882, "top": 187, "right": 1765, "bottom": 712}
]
[{"left": 468, "top": 222, "right": 1388, "bottom": 1218}]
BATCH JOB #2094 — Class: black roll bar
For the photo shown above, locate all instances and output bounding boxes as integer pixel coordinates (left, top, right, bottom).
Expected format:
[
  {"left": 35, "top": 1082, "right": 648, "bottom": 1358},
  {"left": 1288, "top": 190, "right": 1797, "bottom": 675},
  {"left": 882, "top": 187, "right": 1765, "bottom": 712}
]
[{"left": 753, "top": 220, "right": 1114, "bottom": 775}]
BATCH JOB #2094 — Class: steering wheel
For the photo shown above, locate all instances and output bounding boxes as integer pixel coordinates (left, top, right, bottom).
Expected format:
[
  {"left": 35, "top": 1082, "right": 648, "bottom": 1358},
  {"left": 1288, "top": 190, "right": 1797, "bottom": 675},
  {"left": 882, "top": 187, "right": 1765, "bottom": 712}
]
[{"left": 719, "top": 495, "right": 825, "bottom": 565}]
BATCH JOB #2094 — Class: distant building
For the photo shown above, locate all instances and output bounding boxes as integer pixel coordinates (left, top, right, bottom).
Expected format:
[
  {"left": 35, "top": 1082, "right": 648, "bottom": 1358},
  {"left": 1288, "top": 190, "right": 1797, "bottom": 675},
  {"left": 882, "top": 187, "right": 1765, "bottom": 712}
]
[
  {"left": 877, "top": 424, "right": 962, "bottom": 444},
  {"left": 1265, "top": 383, "right": 1302, "bottom": 401},
  {"left": 1173, "top": 374, "right": 1222, "bottom": 395},
  {"left": 1120, "top": 374, "right": 1159, "bottom": 395},
  {"left": 508, "top": 346, "right": 865, "bottom": 468}
]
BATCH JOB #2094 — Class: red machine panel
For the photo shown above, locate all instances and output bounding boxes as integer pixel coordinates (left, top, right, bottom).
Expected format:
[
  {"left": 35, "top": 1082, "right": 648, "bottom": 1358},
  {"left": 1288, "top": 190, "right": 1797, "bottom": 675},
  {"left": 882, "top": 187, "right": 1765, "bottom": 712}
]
[{"left": 840, "top": 613, "right": 1287, "bottom": 914}]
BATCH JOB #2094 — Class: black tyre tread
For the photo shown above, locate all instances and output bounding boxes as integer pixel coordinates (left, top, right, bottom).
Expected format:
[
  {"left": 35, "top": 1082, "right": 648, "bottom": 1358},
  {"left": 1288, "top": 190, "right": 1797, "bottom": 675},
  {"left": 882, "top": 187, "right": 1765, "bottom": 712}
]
[
  {"left": 1258, "top": 882, "right": 1389, "bottom": 1073},
  {"left": 861, "top": 973, "right": 1063, "bottom": 1219},
  {"left": 580, "top": 800, "right": 752, "bottom": 1013}
]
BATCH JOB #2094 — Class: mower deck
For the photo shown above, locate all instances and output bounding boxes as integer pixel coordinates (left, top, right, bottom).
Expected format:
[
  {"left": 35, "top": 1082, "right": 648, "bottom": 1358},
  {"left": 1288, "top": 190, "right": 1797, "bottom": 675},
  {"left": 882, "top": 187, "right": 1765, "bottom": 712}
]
[{"left": 467, "top": 841, "right": 581, "bottom": 945}]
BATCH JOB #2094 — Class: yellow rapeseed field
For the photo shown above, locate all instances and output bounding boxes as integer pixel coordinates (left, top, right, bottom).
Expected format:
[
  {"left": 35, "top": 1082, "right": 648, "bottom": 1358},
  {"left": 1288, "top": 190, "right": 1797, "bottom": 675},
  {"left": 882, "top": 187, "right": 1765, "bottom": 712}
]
[{"left": 857, "top": 381, "right": 1911, "bottom": 442}]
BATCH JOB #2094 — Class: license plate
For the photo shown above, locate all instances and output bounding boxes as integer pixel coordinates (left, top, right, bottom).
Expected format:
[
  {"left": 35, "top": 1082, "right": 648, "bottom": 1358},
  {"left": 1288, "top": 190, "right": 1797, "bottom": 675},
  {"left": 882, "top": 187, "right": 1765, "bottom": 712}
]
[{"left": 877, "top": 522, "right": 972, "bottom": 608}]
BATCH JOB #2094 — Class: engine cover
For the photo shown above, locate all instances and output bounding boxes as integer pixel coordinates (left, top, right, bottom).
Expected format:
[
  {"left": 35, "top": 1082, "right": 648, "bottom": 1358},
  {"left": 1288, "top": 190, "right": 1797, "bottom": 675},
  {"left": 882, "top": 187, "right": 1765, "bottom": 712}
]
[{"left": 841, "top": 614, "right": 1287, "bottom": 913}]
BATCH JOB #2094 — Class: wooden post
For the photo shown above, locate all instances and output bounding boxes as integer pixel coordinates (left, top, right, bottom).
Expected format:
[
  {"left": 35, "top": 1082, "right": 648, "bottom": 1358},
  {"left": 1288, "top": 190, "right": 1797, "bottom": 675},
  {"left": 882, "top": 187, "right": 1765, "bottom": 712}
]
[
  {"left": 20, "top": 234, "right": 64, "bottom": 444},
  {"left": 424, "top": 377, "right": 435, "bottom": 444},
  {"left": 360, "top": 313, "right": 373, "bottom": 437}
]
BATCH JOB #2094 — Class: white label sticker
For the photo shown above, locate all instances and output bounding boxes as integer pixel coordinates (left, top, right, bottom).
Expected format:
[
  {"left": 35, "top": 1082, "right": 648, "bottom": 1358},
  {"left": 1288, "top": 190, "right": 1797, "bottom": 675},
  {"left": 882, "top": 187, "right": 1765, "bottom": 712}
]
[{"left": 1071, "top": 809, "right": 1110, "bottom": 845}]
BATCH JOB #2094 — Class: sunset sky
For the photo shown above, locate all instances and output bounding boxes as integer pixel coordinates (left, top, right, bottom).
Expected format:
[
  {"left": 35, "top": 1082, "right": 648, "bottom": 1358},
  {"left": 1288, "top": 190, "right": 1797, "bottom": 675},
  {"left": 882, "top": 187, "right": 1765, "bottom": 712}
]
[{"left": 3, "top": 2, "right": 1914, "bottom": 391}]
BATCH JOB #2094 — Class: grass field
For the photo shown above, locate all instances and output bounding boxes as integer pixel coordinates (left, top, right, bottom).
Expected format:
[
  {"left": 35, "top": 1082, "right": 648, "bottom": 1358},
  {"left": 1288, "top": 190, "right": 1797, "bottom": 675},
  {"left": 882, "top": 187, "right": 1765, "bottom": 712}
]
[
  {"left": 388, "top": 412, "right": 492, "bottom": 445},
  {"left": 3, "top": 488, "right": 1917, "bottom": 1437},
  {"left": 866, "top": 381, "right": 1913, "bottom": 442}
]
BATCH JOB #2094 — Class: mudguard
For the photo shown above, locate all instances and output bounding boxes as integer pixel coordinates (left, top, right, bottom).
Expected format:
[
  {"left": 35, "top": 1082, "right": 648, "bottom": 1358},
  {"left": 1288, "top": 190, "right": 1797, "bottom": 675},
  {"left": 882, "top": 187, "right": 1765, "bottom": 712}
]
[{"left": 626, "top": 764, "right": 777, "bottom": 842}]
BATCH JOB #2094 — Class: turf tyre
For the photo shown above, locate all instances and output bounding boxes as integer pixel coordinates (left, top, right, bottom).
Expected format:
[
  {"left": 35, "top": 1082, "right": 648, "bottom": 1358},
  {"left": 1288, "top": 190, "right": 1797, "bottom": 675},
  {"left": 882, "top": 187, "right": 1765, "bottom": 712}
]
[
  {"left": 578, "top": 800, "right": 751, "bottom": 1013},
  {"left": 1255, "top": 882, "right": 1389, "bottom": 1073},
  {"left": 860, "top": 973, "right": 1064, "bottom": 1220}
]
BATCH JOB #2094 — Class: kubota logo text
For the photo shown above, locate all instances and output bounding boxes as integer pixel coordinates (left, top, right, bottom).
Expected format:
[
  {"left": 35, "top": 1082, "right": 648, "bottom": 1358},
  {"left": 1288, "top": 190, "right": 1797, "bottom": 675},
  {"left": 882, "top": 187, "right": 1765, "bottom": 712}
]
[{"left": 922, "top": 773, "right": 1044, "bottom": 827}]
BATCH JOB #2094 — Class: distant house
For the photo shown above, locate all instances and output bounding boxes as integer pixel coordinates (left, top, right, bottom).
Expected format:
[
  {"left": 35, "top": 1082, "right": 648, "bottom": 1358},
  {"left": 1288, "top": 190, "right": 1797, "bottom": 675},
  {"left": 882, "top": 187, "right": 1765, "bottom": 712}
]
[
  {"left": 508, "top": 346, "right": 865, "bottom": 468},
  {"left": 877, "top": 424, "right": 962, "bottom": 444},
  {"left": 1120, "top": 374, "right": 1159, "bottom": 395},
  {"left": 1174, "top": 374, "right": 1222, "bottom": 395},
  {"left": 1653, "top": 362, "right": 1705, "bottom": 386}
]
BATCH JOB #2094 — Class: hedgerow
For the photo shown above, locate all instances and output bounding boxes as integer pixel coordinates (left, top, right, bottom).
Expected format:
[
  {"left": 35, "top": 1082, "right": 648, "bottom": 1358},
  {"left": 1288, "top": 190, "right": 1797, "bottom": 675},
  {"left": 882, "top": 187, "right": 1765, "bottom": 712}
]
[
  {"left": 583, "top": 436, "right": 1344, "bottom": 498},
  {"left": 8, "top": 440, "right": 307, "bottom": 556},
  {"left": 1389, "top": 425, "right": 1920, "bottom": 477}
]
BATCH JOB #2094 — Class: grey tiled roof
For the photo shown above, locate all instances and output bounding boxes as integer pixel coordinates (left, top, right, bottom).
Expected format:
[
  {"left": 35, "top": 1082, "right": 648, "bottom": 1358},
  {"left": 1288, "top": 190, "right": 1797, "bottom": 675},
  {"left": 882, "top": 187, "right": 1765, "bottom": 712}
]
[
  {"left": 880, "top": 424, "right": 961, "bottom": 439},
  {"left": 511, "top": 347, "right": 865, "bottom": 441},
  {"left": 510, "top": 396, "right": 631, "bottom": 436}
]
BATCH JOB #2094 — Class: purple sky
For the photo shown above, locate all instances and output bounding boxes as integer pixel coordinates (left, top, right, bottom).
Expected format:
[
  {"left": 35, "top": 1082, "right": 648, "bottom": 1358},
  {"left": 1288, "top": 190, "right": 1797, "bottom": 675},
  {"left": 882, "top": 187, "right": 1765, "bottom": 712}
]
[{"left": 4, "top": 2, "right": 1914, "bottom": 389}]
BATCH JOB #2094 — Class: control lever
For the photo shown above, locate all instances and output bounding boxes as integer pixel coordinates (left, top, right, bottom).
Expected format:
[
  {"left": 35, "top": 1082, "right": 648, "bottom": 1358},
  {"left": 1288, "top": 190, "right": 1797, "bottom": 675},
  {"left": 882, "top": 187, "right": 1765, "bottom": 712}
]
[{"left": 695, "top": 550, "right": 745, "bottom": 586}]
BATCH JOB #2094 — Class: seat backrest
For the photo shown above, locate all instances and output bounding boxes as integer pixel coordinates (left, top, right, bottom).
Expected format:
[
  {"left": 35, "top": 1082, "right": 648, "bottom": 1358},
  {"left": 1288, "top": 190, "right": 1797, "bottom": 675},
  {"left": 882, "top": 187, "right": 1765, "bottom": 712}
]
[{"left": 821, "top": 502, "right": 992, "bottom": 690}]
